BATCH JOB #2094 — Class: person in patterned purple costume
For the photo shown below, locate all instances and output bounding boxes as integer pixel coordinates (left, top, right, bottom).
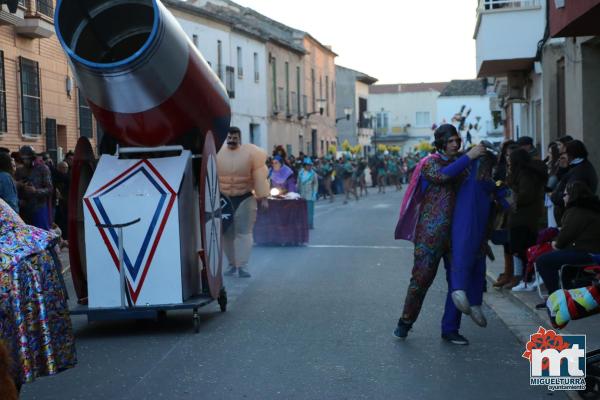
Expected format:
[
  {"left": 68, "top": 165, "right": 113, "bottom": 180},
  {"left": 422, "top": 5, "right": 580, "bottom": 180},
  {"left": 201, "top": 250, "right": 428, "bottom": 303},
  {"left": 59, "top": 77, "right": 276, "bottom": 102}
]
[{"left": 393, "top": 124, "right": 486, "bottom": 344}]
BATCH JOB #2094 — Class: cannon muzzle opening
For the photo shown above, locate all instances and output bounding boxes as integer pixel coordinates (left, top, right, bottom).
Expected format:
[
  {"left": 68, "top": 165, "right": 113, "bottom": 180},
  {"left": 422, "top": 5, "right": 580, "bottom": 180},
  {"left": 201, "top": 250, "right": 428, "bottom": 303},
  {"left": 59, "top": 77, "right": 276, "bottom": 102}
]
[
  {"left": 55, "top": 0, "right": 230, "bottom": 151},
  {"left": 57, "top": 0, "right": 157, "bottom": 66}
]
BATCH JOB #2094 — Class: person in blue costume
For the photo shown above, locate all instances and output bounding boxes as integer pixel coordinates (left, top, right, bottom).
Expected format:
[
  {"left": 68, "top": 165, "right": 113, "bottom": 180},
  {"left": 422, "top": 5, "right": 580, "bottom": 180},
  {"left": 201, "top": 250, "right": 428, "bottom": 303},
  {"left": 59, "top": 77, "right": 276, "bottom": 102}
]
[
  {"left": 446, "top": 145, "right": 510, "bottom": 333},
  {"left": 394, "top": 124, "right": 486, "bottom": 345}
]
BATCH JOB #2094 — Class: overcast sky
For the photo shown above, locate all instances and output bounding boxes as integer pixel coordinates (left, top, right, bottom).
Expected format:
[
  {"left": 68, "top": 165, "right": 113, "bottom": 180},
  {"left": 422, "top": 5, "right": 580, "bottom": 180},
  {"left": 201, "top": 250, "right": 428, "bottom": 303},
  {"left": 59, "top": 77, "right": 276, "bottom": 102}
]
[{"left": 235, "top": 0, "right": 478, "bottom": 84}]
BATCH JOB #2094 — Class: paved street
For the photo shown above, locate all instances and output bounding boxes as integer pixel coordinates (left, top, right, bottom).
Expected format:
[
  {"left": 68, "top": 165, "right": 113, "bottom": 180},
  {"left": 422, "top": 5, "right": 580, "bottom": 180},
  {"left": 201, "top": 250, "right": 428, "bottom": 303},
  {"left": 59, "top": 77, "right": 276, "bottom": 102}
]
[{"left": 22, "top": 190, "right": 563, "bottom": 400}]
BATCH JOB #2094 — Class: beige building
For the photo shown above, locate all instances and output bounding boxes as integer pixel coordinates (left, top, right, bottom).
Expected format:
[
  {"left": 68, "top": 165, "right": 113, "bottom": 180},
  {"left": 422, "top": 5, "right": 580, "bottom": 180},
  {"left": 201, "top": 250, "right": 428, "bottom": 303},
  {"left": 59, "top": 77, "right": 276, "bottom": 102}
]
[
  {"left": 0, "top": 1, "right": 97, "bottom": 160},
  {"left": 266, "top": 40, "right": 305, "bottom": 157},
  {"left": 300, "top": 34, "right": 337, "bottom": 157}
]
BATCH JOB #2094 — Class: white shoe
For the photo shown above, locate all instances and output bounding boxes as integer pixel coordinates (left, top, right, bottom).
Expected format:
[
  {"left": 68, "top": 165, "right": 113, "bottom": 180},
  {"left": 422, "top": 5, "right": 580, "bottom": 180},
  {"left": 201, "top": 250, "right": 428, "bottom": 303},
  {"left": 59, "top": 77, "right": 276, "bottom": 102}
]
[
  {"left": 511, "top": 280, "right": 537, "bottom": 292},
  {"left": 451, "top": 290, "right": 471, "bottom": 314},
  {"left": 469, "top": 306, "right": 487, "bottom": 327}
]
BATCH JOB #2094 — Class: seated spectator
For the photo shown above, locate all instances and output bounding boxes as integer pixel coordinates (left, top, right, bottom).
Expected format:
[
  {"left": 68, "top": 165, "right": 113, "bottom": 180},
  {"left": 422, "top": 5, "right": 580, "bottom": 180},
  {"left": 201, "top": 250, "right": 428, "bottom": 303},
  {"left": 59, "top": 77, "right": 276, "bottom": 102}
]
[
  {"left": 0, "top": 152, "right": 18, "bottom": 212},
  {"left": 537, "top": 182, "right": 600, "bottom": 294},
  {"left": 551, "top": 140, "right": 598, "bottom": 223}
]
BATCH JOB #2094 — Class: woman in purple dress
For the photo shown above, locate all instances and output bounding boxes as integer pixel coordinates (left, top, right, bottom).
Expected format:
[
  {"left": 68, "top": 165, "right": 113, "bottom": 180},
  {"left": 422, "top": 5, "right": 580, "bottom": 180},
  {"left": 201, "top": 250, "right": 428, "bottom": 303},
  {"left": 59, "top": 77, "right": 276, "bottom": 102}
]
[{"left": 270, "top": 155, "right": 297, "bottom": 194}]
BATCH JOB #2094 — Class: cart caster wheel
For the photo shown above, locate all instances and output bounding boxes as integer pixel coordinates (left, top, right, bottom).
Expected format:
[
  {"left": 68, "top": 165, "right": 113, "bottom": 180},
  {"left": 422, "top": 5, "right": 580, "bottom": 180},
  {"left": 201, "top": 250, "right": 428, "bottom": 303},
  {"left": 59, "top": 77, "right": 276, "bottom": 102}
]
[
  {"left": 193, "top": 311, "right": 200, "bottom": 333},
  {"left": 218, "top": 288, "right": 228, "bottom": 313}
]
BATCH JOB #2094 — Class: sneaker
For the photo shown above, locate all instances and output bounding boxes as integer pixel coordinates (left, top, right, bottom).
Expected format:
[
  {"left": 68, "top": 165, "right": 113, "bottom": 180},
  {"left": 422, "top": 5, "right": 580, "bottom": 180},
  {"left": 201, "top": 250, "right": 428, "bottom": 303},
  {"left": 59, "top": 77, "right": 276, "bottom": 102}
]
[
  {"left": 469, "top": 306, "right": 487, "bottom": 327},
  {"left": 442, "top": 332, "right": 469, "bottom": 345},
  {"left": 238, "top": 268, "right": 251, "bottom": 278},
  {"left": 393, "top": 319, "right": 412, "bottom": 339},
  {"left": 224, "top": 266, "right": 237, "bottom": 276},
  {"left": 511, "top": 281, "right": 536, "bottom": 292},
  {"left": 503, "top": 276, "right": 522, "bottom": 290},
  {"left": 451, "top": 290, "right": 471, "bottom": 314}
]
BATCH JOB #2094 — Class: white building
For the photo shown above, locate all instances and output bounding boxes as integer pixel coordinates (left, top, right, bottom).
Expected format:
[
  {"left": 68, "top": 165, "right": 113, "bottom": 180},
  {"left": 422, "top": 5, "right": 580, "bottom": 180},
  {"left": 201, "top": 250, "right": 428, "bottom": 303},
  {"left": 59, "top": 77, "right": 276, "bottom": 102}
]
[
  {"left": 164, "top": 0, "right": 269, "bottom": 149},
  {"left": 369, "top": 82, "right": 448, "bottom": 154},
  {"left": 474, "top": 0, "right": 546, "bottom": 150},
  {"left": 436, "top": 79, "right": 504, "bottom": 146}
]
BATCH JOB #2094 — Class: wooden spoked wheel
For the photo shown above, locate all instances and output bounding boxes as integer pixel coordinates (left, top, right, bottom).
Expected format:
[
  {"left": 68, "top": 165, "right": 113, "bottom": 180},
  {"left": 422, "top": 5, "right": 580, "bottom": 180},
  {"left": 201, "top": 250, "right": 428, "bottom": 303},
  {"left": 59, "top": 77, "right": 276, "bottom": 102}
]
[
  {"left": 199, "top": 131, "right": 223, "bottom": 300},
  {"left": 67, "top": 137, "right": 96, "bottom": 303}
]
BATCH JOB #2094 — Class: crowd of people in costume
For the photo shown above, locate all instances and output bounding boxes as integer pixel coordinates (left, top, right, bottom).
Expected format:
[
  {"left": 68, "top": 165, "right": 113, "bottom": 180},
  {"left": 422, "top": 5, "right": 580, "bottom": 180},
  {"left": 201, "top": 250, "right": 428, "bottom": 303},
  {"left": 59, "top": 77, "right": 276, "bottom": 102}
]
[{"left": 393, "top": 125, "right": 600, "bottom": 345}]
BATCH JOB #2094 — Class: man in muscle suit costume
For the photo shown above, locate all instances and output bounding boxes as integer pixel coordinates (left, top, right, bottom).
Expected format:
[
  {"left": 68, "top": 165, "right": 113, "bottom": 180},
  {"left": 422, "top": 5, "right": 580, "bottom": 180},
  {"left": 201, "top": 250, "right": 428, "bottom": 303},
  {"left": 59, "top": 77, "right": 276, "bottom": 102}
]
[
  {"left": 394, "top": 124, "right": 485, "bottom": 345},
  {"left": 217, "top": 127, "right": 269, "bottom": 278}
]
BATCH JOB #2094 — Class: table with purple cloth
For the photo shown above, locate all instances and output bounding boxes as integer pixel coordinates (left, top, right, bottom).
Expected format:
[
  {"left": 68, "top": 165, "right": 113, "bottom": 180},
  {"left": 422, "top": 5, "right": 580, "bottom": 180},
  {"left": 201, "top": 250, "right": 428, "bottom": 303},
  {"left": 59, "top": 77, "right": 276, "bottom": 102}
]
[{"left": 254, "top": 199, "right": 309, "bottom": 245}]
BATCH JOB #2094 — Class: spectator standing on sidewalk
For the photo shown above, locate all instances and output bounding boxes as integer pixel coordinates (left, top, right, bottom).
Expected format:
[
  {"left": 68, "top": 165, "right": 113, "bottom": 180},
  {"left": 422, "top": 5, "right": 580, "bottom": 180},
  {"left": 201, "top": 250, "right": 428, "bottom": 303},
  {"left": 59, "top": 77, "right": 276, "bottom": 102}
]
[
  {"left": 393, "top": 124, "right": 486, "bottom": 345},
  {"left": 492, "top": 140, "right": 518, "bottom": 288},
  {"left": 545, "top": 142, "right": 561, "bottom": 228},
  {"left": 14, "top": 146, "right": 53, "bottom": 230},
  {"left": 0, "top": 152, "right": 19, "bottom": 213},
  {"left": 550, "top": 140, "right": 598, "bottom": 224},
  {"left": 505, "top": 148, "right": 548, "bottom": 291}
]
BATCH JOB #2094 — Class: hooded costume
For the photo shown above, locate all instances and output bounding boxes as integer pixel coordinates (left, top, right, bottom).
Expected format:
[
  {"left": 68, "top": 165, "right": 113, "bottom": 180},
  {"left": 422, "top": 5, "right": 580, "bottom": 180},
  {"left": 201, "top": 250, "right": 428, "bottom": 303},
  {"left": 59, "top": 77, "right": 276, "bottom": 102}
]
[
  {"left": 444, "top": 155, "right": 509, "bottom": 332},
  {"left": 217, "top": 143, "right": 269, "bottom": 269}
]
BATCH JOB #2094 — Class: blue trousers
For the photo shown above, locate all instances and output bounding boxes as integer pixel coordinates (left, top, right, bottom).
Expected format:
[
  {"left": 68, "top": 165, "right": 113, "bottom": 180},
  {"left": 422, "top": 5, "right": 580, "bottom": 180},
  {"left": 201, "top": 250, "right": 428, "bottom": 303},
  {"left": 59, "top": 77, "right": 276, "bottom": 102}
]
[{"left": 441, "top": 255, "right": 486, "bottom": 334}]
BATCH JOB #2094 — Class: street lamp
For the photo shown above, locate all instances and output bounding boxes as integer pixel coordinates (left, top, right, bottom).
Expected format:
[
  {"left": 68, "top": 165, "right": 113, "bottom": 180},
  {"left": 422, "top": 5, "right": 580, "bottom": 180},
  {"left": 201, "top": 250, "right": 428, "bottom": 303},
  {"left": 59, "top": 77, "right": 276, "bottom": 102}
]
[
  {"left": 306, "top": 98, "right": 327, "bottom": 119},
  {"left": 336, "top": 107, "right": 353, "bottom": 124}
]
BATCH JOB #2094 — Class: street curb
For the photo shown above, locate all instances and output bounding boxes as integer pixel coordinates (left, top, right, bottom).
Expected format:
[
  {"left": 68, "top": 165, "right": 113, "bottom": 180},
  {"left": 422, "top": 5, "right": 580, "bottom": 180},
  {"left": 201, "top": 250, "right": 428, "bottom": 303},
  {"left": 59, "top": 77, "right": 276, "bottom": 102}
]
[{"left": 483, "top": 271, "right": 581, "bottom": 400}]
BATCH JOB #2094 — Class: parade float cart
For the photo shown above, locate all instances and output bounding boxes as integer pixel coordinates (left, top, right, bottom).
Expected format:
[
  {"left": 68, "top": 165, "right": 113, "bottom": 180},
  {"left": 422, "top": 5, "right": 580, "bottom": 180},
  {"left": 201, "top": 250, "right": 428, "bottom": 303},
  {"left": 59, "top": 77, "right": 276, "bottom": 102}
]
[{"left": 56, "top": 0, "right": 229, "bottom": 332}]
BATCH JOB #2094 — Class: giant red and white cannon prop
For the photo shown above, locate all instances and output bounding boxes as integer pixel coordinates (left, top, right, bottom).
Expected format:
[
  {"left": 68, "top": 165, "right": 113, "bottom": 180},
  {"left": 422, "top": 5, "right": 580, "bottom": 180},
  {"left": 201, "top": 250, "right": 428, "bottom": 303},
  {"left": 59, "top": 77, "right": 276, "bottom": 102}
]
[{"left": 56, "top": 0, "right": 229, "bottom": 322}]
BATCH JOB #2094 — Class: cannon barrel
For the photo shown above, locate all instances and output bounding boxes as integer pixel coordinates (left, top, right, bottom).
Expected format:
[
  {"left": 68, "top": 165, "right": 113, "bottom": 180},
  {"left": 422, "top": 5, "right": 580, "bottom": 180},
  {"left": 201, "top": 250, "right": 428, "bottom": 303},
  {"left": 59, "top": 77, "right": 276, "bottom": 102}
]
[{"left": 55, "top": 0, "right": 230, "bottom": 151}]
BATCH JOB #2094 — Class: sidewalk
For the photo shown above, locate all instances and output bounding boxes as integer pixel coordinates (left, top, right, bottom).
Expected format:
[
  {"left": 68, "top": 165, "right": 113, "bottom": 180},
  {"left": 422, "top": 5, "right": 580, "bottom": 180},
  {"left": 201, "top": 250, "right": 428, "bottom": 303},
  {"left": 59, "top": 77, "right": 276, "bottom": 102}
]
[{"left": 484, "top": 245, "right": 600, "bottom": 351}]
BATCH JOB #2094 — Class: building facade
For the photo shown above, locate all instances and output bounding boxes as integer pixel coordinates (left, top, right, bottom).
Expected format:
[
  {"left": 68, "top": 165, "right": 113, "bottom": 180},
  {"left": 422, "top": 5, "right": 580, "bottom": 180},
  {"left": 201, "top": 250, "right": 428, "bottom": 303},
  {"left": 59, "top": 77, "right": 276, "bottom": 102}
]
[
  {"left": 165, "top": 0, "right": 269, "bottom": 149},
  {"left": 335, "top": 66, "right": 377, "bottom": 155},
  {"left": 300, "top": 34, "right": 337, "bottom": 157},
  {"left": 436, "top": 79, "right": 504, "bottom": 146},
  {"left": 474, "top": 0, "right": 546, "bottom": 149},
  {"left": 369, "top": 82, "right": 447, "bottom": 154},
  {"left": 546, "top": 0, "right": 600, "bottom": 176},
  {"left": 0, "top": 0, "right": 97, "bottom": 160}
]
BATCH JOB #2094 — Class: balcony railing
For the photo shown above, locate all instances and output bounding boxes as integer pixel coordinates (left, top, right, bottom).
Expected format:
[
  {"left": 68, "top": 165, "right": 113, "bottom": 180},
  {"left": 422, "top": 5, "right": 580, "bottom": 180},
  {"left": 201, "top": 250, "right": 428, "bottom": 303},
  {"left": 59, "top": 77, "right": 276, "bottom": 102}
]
[
  {"left": 36, "top": 0, "right": 53, "bottom": 17},
  {"left": 479, "top": 0, "right": 540, "bottom": 12}
]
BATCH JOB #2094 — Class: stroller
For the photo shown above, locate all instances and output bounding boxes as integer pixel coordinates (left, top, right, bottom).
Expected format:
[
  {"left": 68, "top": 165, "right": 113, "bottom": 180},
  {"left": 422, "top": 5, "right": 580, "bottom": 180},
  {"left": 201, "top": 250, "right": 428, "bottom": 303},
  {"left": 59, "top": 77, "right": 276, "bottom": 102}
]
[{"left": 546, "top": 260, "right": 600, "bottom": 399}]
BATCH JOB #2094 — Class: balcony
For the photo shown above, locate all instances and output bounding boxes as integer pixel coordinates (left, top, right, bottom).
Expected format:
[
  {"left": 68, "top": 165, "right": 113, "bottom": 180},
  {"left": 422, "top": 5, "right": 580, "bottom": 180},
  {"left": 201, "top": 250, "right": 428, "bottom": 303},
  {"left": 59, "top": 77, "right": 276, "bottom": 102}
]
[
  {"left": 474, "top": 0, "right": 545, "bottom": 77},
  {"left": 14, "top": 0, "right": 54, "bottom": 38}
]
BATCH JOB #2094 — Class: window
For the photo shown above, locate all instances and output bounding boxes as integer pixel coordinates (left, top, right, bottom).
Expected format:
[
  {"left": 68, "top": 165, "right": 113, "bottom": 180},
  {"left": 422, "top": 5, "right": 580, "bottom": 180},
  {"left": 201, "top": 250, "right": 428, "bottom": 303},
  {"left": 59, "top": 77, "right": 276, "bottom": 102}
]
[
  {"left": 416, "top": 111, "right": 431, "bottom": 127},
  {"left": 237, "top": 46, "right": 243, "bottom": 79},
  {"left": 19, "top": 57, "right": 41, "bottom": 136},
  {"left": 271, "top": 57, "right": 277, "bottom": 112},
  {"left": 325, "top": 75, "right": 329, "bottom": 117},
  {"left": 217, "top": 40, "right": 223, "bottom": 80},
  {"left": 296, "top": 66, "right": 301, "bottom": 116},
  {"left": 311, "top": 68, "right": 316, "bottom": 112},
  {"left": 278, "top": 87, "right": 285, "bottom": 113},
  {"left": 192, "top": 34, "right": 198, "bottom": 48},
  {"left": 285, "top": 62, "right": 290, "bottom": 114},
  {"left": 36, "top": 0, "right": 53, "bottom": 17},
  {"left": 253, "top": 52, "right": 259, "bottom": 82},
  {"left": 0, "top": 51, "right": 7, "bottom": 133},
  {"left": 291, "top": 91, "right": 297, "bottom": 115},
  {"left": 376, "top": 112, "right": 389, "bottom": 135},
  {"left": 78, "top": 89, "right": 93, "bottom": 138},
  {"left": 225, "top": 66, "right": 235, "bottom": 98}
]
